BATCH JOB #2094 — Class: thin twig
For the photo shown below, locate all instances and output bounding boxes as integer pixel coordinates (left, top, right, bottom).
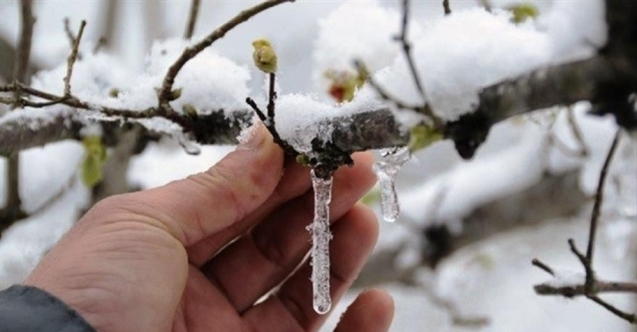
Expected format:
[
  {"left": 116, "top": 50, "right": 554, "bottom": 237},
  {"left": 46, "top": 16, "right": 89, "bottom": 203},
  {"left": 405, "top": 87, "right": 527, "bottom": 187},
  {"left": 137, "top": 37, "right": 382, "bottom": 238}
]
[
  {"left": 63, "top": 18, "right": 76, "bottom": 47},
  {"left": 532, "top": 129, "right": 635, "bottom": 324},
  {"left": 246, "top": 95, "right": 295, "bottom": 157},
  {"left": 532, "top": 258, "right": 555, "bottom": 276},
  {"left": 394, "top": 0, "right": 445, "bottom": 128},
  {"left": 584, "top": 129, "right": 621, "bottom": 284},
  {"left": 535, "top": 281, "right": 637, "bottom": 296},
  {"left": 0, "top": 82, "right": 191, "bottom": 129},
  {"left": 354, "top": 59, "right": 444, "bottom": 129},
  {"left": 588, "top": 296, "right": 636, "bottom": 323},
  {"left": 158, "top": 0, "right": 295, "bottom": 106},
  {"left": 354, "top": 60, "right": 419, "bottom": 110},
  {"left": 568, "top": 239, "right": 590, "bottom": 278},
  {"left": 1, "top": 0, "right": 34, "bottom": 227},
  {"left": 395, "top": 0, "right": 426, "bottom": 103},
  {"left": 443, "top": 0, "right": 452, "bottom": 15},
  {"left": 13, "top": 0, "right": 34, "bottom": 88},
  {"left": 267, "top": 72, "right": 276, "bottom": 119},
  {"left": 246, "top": 97, "right": 267, "bottom": 122},
  {"left": 184, "top": 0, "right": 201, "bottom": 39},
  {"left": 63, "top": 20, "right": 86, "bottom": 97},
  {"left": 566, "top": 107, "right": 589, "bottom": 157}
]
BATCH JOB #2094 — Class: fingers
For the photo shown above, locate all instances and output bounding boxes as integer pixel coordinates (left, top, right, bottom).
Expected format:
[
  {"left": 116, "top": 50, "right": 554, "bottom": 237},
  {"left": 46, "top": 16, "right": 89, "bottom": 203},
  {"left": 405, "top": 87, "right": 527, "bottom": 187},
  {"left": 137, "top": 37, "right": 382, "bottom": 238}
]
[
  {"left": 89, "top": 124, "right": 284, "bottom": 246},
  {"left": 200, "top": 155, "right": 376, "bottom": 312},
  {"left": 241, "top": 205, "right": 379, "bottom": 332},
  {"left": 334, "top": 289, "right": 395, "bottom": 332},
  {"left": 188, "top": 152, "right": 373, "bottom": 266},
  {"left": 186, "top": 155, "right": 312, "bottom": 266}
]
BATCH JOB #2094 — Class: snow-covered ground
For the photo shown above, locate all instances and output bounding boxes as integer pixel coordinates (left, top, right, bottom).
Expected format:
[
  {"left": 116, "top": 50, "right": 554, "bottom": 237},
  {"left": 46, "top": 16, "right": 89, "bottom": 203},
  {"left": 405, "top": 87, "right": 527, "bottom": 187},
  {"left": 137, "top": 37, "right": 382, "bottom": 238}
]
[{"left": 1, "top": 0, "right": 635, "bottom": 331}]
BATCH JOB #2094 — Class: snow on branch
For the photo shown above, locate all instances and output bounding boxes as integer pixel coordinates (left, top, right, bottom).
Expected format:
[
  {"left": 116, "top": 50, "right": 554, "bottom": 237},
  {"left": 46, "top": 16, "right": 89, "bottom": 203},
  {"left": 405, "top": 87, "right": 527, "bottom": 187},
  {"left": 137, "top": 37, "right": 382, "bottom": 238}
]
[
  {"left": 0, "top": 54, "right": 630, "bottom": 159},
  {"left": 1, "top": 0, "right": 636, "bottom": 162},
  {"left": 157, "top": 0, "right": 295, "bottom": 107},
  {"left": 532, "top": 130, "right": 637, "bottom": 325}
]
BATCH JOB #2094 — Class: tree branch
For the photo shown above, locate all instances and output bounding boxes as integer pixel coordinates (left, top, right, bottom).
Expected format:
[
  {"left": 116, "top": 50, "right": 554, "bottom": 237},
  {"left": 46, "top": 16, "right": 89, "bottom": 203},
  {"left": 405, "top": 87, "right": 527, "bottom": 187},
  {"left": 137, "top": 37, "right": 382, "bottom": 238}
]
[
  {"left": 1, "top": 0, "right": 35, "bottom": 230},
  {"left": 534, "top": 280, "right": 637, "bottom": 297},
  {"left": 393, "top": 0, "right": 444, "bottom": 129},
  {"left": 184, "top": 0, "right": 201, "bottom": 39},
  {"left": 63, "top": 20, "right": 86, "bottom": 97},
  {"left": 0, "top": 105, "right": 407, "bottom": 156},
  {"left": 1, "top": 52, "right": 630, "bottom": 160},
  {"left": 13, "top": 0, "right": 35, "bottom": 86},
  {"left": 442, "top": 0, "right": 452, "bottom": 15},
  {"left": 585, "top": 129, "right": 621, "bottom": 278},
  {"left": 532, "top": 129, "right": 636, "bottom": 325},
  {"left": 157, "top": 0, "right": 295, "bottom": 106}
]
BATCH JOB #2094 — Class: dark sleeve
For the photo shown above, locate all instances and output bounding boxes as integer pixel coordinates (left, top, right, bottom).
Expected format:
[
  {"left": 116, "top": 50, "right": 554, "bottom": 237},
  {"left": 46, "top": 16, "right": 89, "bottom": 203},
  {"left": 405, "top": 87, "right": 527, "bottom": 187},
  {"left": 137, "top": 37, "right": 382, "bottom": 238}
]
[{"left": 0, "top": 285, "right": 96, "bottom": 332}]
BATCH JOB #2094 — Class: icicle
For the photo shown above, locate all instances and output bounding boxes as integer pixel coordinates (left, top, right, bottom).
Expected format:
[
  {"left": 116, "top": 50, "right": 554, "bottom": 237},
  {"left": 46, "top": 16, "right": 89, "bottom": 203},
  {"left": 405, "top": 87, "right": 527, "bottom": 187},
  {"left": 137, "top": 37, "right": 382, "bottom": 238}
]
[
  {"left": 372, "top": 146, "right": 411, "bottom": 222},
  {"left": 308, "top": 169, "right": 333, "bottom": 314}
]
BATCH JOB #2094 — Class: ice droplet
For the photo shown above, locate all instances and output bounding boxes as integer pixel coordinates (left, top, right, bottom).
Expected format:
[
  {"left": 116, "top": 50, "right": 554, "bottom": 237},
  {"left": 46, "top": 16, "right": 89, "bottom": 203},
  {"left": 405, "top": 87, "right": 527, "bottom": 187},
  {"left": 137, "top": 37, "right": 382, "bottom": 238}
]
[
  {"left": 309, "top": 169, "right": 333, "bottom": 315},
  {"left": 372, "top": 146, "right": 411, "bottom": 222}
]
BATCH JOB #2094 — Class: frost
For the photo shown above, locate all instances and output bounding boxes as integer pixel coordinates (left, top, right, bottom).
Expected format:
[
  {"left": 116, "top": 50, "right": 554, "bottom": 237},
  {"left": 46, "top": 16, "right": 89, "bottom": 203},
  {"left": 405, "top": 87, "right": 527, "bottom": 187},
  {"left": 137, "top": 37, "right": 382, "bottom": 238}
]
[
  {"left": 308, "top": 170, "right": 333, "bottom": 314},
  {"left": 373, "top": 147, "right": 411, "bottom": 222}
]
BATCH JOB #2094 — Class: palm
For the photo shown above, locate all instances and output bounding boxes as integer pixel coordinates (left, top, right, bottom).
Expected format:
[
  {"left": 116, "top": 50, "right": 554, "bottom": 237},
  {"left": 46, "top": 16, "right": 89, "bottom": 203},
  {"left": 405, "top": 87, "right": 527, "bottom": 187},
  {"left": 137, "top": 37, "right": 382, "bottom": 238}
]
[{"left": 27, "top": 132, "right": 394, "bottom": 332}]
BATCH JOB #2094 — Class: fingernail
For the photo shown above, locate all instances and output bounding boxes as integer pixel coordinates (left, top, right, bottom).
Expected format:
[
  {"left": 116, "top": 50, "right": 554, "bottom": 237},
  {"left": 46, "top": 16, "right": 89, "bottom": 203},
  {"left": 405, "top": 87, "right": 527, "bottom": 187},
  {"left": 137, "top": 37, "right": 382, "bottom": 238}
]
[{"left": 237, "top": 122, "right": 266, "bottom": 151}]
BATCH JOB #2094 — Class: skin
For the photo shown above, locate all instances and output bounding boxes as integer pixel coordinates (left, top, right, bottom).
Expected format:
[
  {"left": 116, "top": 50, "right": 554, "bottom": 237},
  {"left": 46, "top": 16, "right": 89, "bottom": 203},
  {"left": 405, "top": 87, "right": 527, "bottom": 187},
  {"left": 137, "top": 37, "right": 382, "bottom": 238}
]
[{"left": 25, "top": 124, "right": 394, "bottom": 332}]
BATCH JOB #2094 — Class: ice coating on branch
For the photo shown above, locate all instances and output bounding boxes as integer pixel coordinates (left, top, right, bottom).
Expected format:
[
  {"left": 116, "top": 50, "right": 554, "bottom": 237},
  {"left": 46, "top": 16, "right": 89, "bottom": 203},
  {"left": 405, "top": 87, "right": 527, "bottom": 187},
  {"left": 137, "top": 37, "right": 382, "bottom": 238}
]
[
  {"left": 308, "top": 170, "right": 333, "bottom": 314},
  {"left": 373, "top": 147, "right": 411, "bottom": 222}
]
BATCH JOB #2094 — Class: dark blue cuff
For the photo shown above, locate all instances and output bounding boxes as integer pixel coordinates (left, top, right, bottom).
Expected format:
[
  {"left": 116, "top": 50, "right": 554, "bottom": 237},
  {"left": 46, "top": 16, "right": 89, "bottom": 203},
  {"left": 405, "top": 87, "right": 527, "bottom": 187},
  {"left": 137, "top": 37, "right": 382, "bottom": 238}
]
[{"left": 0, "top": 285, "right": 96, "bottom": 332}]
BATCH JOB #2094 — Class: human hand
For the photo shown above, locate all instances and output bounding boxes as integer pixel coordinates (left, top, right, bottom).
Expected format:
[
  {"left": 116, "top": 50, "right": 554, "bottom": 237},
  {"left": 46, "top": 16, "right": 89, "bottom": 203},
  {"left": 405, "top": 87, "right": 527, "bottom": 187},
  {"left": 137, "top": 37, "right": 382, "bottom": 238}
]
[{"left": 25, "top": 124, "right": 394, "bottom": 332}]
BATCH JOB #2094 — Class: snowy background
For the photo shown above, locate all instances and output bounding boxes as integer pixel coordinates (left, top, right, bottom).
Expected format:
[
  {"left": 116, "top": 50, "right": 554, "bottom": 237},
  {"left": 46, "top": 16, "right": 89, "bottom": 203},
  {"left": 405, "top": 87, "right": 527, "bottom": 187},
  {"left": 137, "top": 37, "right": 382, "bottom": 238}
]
[{"left": 1, "top": 0, "right": 635, "bottom": 331}]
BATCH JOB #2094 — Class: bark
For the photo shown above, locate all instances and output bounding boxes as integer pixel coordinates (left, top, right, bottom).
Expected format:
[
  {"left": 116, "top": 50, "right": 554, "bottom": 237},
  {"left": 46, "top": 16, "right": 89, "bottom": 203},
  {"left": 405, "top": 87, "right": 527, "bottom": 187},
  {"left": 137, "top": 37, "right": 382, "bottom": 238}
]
[{"left": 1, "top": 0, "right": 35, "bottom": 230}]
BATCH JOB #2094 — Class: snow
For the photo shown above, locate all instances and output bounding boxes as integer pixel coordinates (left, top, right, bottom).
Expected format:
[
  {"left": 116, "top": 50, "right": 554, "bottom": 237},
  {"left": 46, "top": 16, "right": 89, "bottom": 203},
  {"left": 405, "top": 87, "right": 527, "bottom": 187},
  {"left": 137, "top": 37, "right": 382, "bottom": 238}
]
[
  {"left": 19, "top": 141, "right": 85, "bottom": 214},
  {"left": 1, "top": 38, "right": 252, "bottom": 150},
  {"left": 401, "top": 123, "right": 547, "bottom": 231},
  {"left": 376, "top": 8, "right": 551, "bottom": 121},
  {"left": 274, "top": 89, "right": 386, "bottom": 153},
  {"left": 127, "top": 138, "right": 233, "bottom": 190},
  {"left": 309, "top": 170, "right": 334, "bottom": 315},
  {"left": 312, "top": 0, "right": 420, "bottom": 97},
  {"left": 544, "top": 269, "right": 586, "bottom": 288},
  {"left": 144, "top": 39, "right": 251, "bottom": 114},
  {"left": 542, "top": 0, "right": 607, "bottom": 61},
  {"left": 398, "top": 102, "right": 625, "bottom": 233},
  {"left": 323, "top": 215, "right": 636, "bottom": 332},
  {"left": 0, "top": 171, "right": 89, "bottom": 289}
]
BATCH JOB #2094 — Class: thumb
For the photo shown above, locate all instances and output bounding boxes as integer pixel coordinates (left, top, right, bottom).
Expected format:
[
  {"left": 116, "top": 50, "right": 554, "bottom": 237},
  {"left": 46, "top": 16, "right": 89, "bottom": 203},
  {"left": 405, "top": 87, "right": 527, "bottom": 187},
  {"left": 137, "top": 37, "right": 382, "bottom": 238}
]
[{"left": 99, "top": 123, "right": 284, "bottom": 246}]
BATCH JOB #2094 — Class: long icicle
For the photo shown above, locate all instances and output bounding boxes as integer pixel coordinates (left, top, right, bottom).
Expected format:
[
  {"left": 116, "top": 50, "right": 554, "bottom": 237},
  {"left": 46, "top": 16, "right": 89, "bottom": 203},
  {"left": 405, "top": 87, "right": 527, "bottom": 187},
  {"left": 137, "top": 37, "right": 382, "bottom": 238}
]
[{"left": 309, "top": 169, "right": 333, "bottom": 314}]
